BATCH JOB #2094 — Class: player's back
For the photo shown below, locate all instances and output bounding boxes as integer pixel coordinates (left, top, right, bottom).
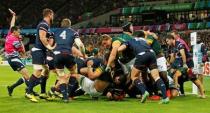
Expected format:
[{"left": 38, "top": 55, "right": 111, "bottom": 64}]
[
  {"left": 127, "top": 38, "right": 151, "bottom": 56},
  {"left": 54, "top": 28, "right": 78, "bottom": 54}
]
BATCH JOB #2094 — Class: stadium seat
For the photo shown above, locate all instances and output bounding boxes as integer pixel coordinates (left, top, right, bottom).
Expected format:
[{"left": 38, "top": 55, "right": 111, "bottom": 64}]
[
  {"left": 176, "top": 3, "right": 193, "bottom": 11},
  {"left": 122, "top": 7, "right": 132, "bottom": 15},
  {"left": 197, "top": 22, "right": 206, "bottom": 29},
  {"left": 143, "top": 6, "right": 151, "bottom": 12},
  {"left": 206, "top": 22, "right": 210, "bottom": 28},
  {"left": 208, "top": 1, "right": 210, "bottom": 8},
  {"left": 152, "top": 5, "right": 162, "bottom": 10},
  {"left": 188, "top": 23, "right": 197, "bottom": 30},
  {"left": 194, "top": 1, "right": 205, "bottom": 9},
  {"left": 131, "top": 7, "right": 140, "bottom": 14}
]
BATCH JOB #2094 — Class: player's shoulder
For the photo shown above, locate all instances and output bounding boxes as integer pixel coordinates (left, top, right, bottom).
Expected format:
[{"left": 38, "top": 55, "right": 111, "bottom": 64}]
[
  {"left": 147, "top": 35, "right": 155, "bottom": 40},
  {"left": 176, "top": 41, "right": 185, "bottom": 48},
  {"left": 37, "top": 20, "right": 49, "bottom": 31},
  {"left": 66, "top": 28, "right": 79, "bottom": 35},
  {"left": 38, "top": 20, "right": 49, "bottom": 27},
  {"left": 65, "top": 28, "right": 76, "bottom": 33}
]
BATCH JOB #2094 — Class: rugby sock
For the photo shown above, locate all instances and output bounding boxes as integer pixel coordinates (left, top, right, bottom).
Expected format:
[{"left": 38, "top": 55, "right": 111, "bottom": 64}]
[
  {"left": 134, "top": 79, "right": 146, "bottom": 94},
  {"left": 10, "top": 78, "right": 24, "bottom": 89},
  {"left": 165, "top": 81, "right": 169, "bottom": 90},
  {"left": 40, "top": 76, "right": 48, "bottom": 94},
  {"left": 24, "top": 79, "right": 30, "bottom": 87},
  {"left": 155, "top": 78, "right": 167, "bottom": 99},
  {"left": 27, "top": 74, "right": 41, "bottom": 94},
  {"left": 160, "top": 72, "right": 169, "bottom": 90},
  {"left": 73, "top": 88, "right": 85, "bottom": 97},
  {"left": 60, "top": 83, "right": 68, "bottom": 100}
]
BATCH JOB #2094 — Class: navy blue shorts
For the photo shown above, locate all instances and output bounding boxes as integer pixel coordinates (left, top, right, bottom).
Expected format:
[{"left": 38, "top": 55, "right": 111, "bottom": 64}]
[
  {"left": 47, "top": 59, "right": 55, "bottom": 70},
  {"left": 32, "top": 50, "right": 47, "bottom": 65},
  {"left": 54, "top": 53, "right": 76, "bottom": 69},
  {"left": 7, "top": 57, "right": 25, "bottom": 71},
  {"left": 134, "top": 52, "right": 157, "bottom": 71}
]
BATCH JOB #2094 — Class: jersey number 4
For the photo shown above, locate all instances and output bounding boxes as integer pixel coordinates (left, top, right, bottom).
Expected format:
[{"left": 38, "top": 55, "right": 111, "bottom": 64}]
[{"left": 60, "top": 31, "right": 66, "bottom": 39}]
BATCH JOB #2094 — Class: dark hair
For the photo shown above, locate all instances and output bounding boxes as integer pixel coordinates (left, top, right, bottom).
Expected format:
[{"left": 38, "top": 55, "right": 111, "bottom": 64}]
[
  {"left": 136, "top": 30, "right": 145, "bottom": 38},
  {"left": 165, "top": 34, "right": 174, "bottom": 40},
  {"left": 122, "top": 22, "right": 132, "bottom": 33},
  {"left": 43, "top": 8, "right": 54, "bottom": 17},
  {"left": 113, "top": 68, "right": 127, "bottom": 85},
  {"left": 10, "top": 26, "right": 20, "bottom": 33}
]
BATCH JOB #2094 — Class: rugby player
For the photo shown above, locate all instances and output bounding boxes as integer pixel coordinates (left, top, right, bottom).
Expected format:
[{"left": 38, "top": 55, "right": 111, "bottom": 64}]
[
  {"left": 52, "top": 18, "right": 85, "bottom": 102},
  {"left": 168, "top": 66, "right": 205, "bottom": 98},
  {"left": 139, "top": 30, "right": 170, "bottom": 97},
  {"left": 71, "top": 53, "right": 113, "bottom": 99},
  {"left": 5, "top": 9, "right": 30, "bottom": 96},
  {"left": 101, "top": 22, "right": 135, "bottom": 74},
  {"left": 25, "top": 8, "right": 56, "bottom": 102},
  {"left": 118, "top": 37, "right": 169, "bottom": 104}
]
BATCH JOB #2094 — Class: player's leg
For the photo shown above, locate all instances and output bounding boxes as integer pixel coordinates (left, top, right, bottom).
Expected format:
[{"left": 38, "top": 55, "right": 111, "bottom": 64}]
[
  {"left": 191, "top": 78, "right": 205, "bottom": 98},
  {"left": 73, "top": 74, "right": 103, "bottom": 97},
  {"left": 26, "top": 50, "right": 46, "bottom": 102},
  {"left": 38, "top": 65, "right": 49, "bottom": 99},
  {"left": 157, "top": 56, "right": 170, "bottom": 96},
  {"left": 54, "top": 54, "right": 73, "bottom": 102},
  {"left": 132, "top": 56, "right": 149, "bottom": 103},
  {"left": 170, "top": 88, "right": 179, "bottom": 99},
  {"left": 148, "top": 53, "right": 169, "bottom": 104},
  {"left": 7, "top": 57, "right": 29, "bottom": 96},
  {"left": 197, "top": 63, "right": 205, "bottom": 94}
]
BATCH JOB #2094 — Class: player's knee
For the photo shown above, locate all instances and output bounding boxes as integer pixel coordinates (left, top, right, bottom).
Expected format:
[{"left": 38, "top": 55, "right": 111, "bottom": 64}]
[
  {"left": 19, "top": 68, "right": 30, "bottom": 80},
  {"left": 33, "top": 69, "right": 43, "bottom": 77},
  {"left": 150, "top": 69, "right": 160, "bottom": 80}
]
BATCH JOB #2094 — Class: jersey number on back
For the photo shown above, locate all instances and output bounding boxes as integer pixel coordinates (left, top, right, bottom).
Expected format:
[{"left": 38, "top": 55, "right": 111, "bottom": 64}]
[{"left": 60, "top": 31, "right": 66, "bottom": 39}]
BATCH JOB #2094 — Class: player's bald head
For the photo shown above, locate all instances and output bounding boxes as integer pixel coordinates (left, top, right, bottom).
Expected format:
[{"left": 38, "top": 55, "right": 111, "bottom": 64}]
[{"left": 61, "top": 18, "right": 71, "bottom": 28}]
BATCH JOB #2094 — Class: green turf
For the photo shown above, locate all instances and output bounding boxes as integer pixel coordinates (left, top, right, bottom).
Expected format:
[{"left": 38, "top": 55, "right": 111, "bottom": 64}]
[{"left": 0, "top": 66, "right": 210, "bottom": 113}]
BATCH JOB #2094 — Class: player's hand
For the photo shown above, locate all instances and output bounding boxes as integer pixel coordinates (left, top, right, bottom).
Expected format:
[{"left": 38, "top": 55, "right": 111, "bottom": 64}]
[
  {"left": 175, "top": 84, "right": 180, "bottom": 89},
  {"left": 8, "top": 8, "right": 16, "bottom": 16},
  {"left": 19, "top": 35, "right": 23, "bottom": 41},
  {"left": 46, "top": 43, "right": 56, "bottom": 50},
  {"left": 105, "top": 66, "right": 111, "bottom": 72},
  {"left": 183, "top": 63, "right": 188, "bottom": 69}
]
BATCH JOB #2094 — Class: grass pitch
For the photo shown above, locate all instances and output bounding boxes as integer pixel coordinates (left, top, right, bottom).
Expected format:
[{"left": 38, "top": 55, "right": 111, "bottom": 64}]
[{"left": 0, "top": 66, "right": 210, "bottom": 113}]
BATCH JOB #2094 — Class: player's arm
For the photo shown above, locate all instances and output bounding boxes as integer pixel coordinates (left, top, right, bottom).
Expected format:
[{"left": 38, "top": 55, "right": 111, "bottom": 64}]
[
  {"left": 13, "top": 39, "right": 26, "bottom": 57},
  {"left": 8, "top": 8, "right": 16, "bottom": 29},
  {"left": 80, "top": 59, "right": 94, "bottom": 75},
  {"left": 72, "top": 46, "right": 85, "bottom": 58},
  {"left": 173, "top": 70, "right": 182, "bottom": 88},
  {"left": 169, "top": 53, "right": 175, "bottom": 64},
  {"left": 19, "top": 41, "right": 26, "bottom": 58},
  {"left": 74, "top": 35, "right": 86, "bottom": 58},
  {"left": 118, "top": 44, "right": 127, "bottom": 53},
  {"left": 106, "top": 41, "right": 121, "bottom": 68},
  {"left": 179, "top": 49, "right": 187, "bottom": 66},
  {"left": 39, "top": 30, "right": 56, "bottom": 50},
  {"left": 149, "top": 32, "right": 159, "bottom": 40},
  {"left": 148, "top": 31, "right": 158, "bottom": 40},
  {"left": 87, "top": 66, "right": 103, "bottom": 80}
]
